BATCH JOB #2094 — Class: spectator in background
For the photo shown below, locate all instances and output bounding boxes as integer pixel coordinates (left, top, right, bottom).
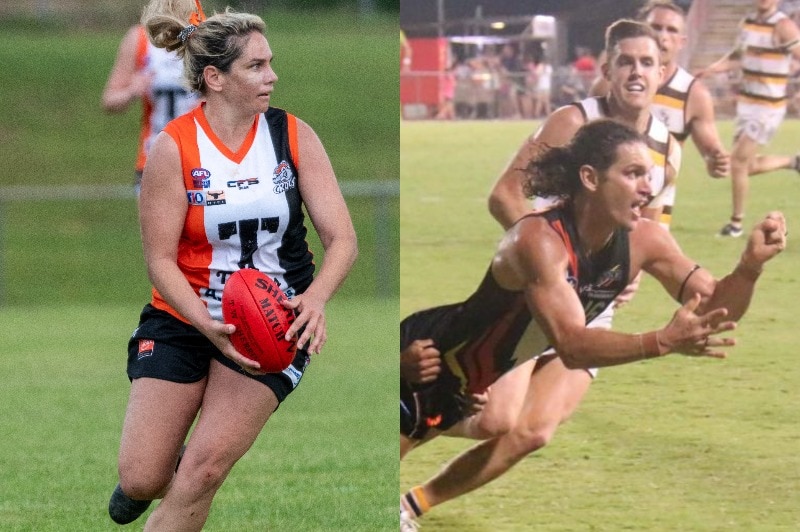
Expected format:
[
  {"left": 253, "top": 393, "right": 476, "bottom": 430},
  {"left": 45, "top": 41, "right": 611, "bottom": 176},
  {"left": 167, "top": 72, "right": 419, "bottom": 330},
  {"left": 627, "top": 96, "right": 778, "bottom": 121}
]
[
  {"left": 499, "top": 43, "right": 524, "bottom": 119},
  {"left": 453, "top": 59, "right": 475, "bottom": 119},
  {"left": 401, "top": 29, "right": 412, "bottom": 71},
  {"left": 471, "top": 56, "right": 495, "bottom": 119},
  {"left": 532, "top": 57, "right": 553, "bottom": 117},
  {"left": 572, "top": 46, "right": 598, "bottom": 93},
  {"left": 435, "top": 63, "right": 457, "bottom": 120},
  {"left": 554, "top": 65, "right": 587, "bottom": 106},
  {"left": 102, "top": 21, "right": 199, "bottom": 195}
]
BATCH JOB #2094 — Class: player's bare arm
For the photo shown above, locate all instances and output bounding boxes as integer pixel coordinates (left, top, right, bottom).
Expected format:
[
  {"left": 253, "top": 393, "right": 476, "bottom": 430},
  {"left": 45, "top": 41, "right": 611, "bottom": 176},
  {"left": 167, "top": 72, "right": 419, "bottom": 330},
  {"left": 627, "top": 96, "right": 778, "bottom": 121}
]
[
  {"left": 686, "top": 80, "right": 730, "bottom": 177},
  {"left": 776, "top": 17, "right": 800, "bottom": 60},
  {"left": 102, "top": 26, "right": 153, "bottom": 113},
  {"left": 494, "top": 216, "right": 730, "bottom": 366},
  {"left": 282, "top": 118, "right": 358, "bottom": 354},
  {"left": 633, "top": 212, "right": 786, "bottom": 347},
  {"left": 684, "top": 212, "right": 787, "bottom": 321},
  {"left": 696, "top": 45, "right": 741, "bottom": 77},
  {"left": 488, "top": 106, "right": 585, "bottom": 230}
]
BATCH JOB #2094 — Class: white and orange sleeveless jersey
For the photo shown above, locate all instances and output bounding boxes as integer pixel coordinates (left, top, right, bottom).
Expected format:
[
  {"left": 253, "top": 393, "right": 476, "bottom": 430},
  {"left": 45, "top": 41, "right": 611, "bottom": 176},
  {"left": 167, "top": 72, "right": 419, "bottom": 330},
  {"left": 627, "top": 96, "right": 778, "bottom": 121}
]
[
  {"left": 737, "top": 10, "right": 795, "bottom": 107},
  {"left": 134, "top": 26, "right": 199, "bottom": 171},
  {"left": 153, "top": 104, "right": 315, "bottom": 323}
]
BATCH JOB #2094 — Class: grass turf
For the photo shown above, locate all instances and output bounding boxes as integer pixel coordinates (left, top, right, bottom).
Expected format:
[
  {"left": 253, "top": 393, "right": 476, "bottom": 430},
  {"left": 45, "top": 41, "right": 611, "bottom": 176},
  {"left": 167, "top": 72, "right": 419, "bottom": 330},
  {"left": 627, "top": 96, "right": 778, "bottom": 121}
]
[
  {"left": 0, "top": 298, "right": 397, "bottom": 530},
  {"left": 400, "top": 118, "right": 800, "bottom": 531}
]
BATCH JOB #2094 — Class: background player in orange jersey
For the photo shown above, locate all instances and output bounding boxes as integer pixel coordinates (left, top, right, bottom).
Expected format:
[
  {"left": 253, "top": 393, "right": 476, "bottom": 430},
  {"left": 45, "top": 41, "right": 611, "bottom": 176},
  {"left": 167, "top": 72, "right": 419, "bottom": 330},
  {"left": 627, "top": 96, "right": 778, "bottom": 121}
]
[
  {"left": 107, "top": 1, "right": 357, "bottom": 529},
  {"left": 102, "top": 16, "right": 199, "bottom": 194}
]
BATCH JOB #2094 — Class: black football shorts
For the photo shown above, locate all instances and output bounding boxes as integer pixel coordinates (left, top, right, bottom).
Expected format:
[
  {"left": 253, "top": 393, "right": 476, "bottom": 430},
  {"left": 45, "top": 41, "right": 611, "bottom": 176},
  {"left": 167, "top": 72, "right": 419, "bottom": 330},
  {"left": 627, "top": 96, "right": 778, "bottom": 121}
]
[{"left": 127, "top": 304, "right": 309, "bottom": 403}]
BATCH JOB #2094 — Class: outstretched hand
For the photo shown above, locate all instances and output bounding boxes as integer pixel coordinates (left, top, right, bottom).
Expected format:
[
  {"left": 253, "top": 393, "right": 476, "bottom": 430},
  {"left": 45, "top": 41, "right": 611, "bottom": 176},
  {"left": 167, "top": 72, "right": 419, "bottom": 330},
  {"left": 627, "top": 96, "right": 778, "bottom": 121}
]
[
  {"left": 659, "top": 293, "right": 736, "bottom": 358},
  {"left": 704, "top": 149, "right": 730, "bottom": 178},
  {"left": 742, "top": 211, "right": 787, "bottom": 268}
]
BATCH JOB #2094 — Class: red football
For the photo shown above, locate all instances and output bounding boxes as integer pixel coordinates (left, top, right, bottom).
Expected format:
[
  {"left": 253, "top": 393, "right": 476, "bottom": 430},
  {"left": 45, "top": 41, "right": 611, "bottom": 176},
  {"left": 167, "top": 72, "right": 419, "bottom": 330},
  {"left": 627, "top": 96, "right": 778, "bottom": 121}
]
[{"left": 221, "top": 269, "right": 297, "bottom": 372}]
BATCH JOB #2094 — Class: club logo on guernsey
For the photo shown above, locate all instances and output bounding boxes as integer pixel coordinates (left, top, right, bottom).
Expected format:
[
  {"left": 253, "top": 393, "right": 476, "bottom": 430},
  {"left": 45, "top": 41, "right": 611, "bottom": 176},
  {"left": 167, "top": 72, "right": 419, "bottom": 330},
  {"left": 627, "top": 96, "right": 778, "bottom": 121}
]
[
  {"left": 191, "top": 168, "right": 211, "bottom": 188},
  {"left": 272, "top": 160, "right": 296, "bottom": 194}
]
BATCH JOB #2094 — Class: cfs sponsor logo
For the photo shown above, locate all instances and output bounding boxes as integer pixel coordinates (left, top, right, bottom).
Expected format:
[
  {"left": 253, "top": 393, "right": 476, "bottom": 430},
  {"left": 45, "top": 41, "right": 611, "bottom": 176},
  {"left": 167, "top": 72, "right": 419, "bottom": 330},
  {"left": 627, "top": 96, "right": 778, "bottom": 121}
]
[
  {"left": 187, "top": 190, "right": 227, "bottom": 206},
  {"left": 138, "top": 339, "right": 155, "bottom": 360},
  {"left": 191, "top": 168, "right": 211, "bottom": 188},
  {"left": 227, "top": 177, "right": 259, "bottom": 190},
  {"left": 272, "top": 160, "right": 296, "bottom": 193}
]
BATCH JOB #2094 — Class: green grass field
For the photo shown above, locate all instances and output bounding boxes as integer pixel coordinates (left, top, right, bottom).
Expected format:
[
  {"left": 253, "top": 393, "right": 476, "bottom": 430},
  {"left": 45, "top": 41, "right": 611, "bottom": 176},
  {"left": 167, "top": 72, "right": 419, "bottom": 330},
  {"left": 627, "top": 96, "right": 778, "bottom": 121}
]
[
  {"left": 0, "top": 298, "right": 397, "bottom": 530},
  {"left": 401, "top": 119, "right": 800, "bottom": 530}
]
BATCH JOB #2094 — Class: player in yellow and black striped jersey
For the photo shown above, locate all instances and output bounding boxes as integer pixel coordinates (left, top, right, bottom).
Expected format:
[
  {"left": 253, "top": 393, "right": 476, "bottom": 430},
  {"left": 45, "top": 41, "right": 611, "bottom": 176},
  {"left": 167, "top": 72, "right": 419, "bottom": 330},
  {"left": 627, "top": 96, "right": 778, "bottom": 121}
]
[{"left": 699, "top": 0, "right": 800, "bottom": 237}]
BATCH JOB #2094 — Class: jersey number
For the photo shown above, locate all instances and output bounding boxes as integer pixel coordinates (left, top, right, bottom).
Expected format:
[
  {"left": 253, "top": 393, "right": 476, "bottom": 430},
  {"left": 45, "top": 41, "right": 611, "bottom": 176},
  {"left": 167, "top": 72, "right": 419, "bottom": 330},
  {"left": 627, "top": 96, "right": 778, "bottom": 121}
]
[
  {"left": 218, "top": 217, "right": 280, "bottom": 269},
  {"left": 153, "top": 88, "right": 189, "bottom": 120}
]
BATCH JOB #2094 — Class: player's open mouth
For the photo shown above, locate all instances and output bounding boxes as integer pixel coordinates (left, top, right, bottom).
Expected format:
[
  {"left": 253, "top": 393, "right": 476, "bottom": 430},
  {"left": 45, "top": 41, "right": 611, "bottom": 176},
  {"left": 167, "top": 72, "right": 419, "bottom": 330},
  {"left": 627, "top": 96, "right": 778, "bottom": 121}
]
[{"left": 626, "top": 82, "right": 645, "bottom": 92}]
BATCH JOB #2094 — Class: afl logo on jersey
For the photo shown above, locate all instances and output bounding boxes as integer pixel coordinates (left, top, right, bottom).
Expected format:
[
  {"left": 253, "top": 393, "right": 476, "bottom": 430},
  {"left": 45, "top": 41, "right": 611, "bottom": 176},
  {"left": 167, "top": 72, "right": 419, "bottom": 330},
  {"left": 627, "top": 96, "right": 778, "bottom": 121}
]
[
  {"left": 272, "top": 160, "right": 296, "bottom": 194},
  {"left": 191, "top": 168, "right": 211, "bottom": 189}
]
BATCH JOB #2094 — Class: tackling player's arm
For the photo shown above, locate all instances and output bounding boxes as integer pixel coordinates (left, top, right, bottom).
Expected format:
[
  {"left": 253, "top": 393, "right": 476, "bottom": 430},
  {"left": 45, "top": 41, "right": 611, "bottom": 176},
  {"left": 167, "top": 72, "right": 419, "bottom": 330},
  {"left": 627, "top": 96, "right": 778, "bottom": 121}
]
[
  {"left": 686, "top": 80, "right": 730, "bottom": 178},
  {"left": 488, "top": 106, "right": 585, "bottom": 230},
  {"left": 401, "top": 339, "right": 442, "bottom": 384}
]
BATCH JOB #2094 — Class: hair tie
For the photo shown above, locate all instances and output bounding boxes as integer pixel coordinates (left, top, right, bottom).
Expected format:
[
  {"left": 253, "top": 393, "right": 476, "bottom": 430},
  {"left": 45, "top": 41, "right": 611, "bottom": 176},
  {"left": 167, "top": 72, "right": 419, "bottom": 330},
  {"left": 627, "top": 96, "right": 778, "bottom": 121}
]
[{"left": 178, "top": 24, "right": 196, "bottom": 43}]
